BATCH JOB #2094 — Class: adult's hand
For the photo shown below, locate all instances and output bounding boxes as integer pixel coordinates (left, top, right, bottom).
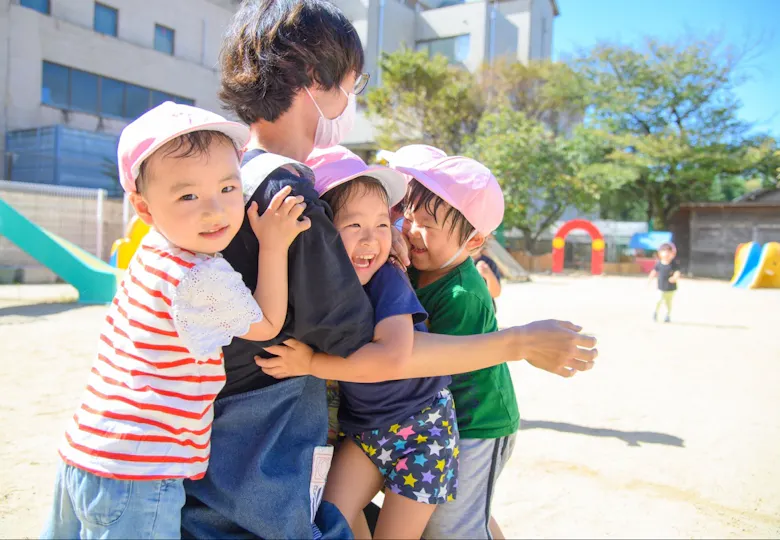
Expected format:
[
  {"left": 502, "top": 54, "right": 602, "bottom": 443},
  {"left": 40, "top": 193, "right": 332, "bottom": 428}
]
[{"left": 514, "top": 320, "right": 598, "bottom": 378}]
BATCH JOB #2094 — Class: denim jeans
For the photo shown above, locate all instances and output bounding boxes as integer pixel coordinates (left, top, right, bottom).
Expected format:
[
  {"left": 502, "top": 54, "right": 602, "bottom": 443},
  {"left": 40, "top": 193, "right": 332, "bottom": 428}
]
[
  {"left": 41, "top": 462, "right": 185, "bottom": 539},
  {"left": 181, "top": 375, "right": 352, "bottom": 539}
]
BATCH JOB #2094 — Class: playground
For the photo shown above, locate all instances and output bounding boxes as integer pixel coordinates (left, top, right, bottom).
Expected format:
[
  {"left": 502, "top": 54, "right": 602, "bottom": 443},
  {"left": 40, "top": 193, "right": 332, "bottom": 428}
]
[{"left": 1, "top": 275, "right": 778, "bottom": 538}]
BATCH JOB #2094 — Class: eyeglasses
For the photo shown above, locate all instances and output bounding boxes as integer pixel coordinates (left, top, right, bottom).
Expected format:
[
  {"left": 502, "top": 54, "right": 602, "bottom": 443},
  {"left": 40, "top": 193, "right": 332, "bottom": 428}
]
[{"left": 353, "top": 73, "right": 370, "bottom": 95}]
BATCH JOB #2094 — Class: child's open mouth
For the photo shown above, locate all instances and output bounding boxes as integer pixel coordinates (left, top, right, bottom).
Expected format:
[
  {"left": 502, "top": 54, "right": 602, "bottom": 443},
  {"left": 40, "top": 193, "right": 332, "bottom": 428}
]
[{"left": 352, "top": 254, "right": 376, "bottom": 270}]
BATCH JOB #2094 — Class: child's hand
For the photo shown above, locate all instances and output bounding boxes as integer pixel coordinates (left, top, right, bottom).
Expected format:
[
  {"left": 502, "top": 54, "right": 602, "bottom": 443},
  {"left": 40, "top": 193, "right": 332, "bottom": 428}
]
[
  {"left": 255, "top": 338, "right": 314, "bottom": 379},
  {"left": 390, "top": 227, "right": 411, "bottom": 267},
  {"left": 247, "top": 186, "right": 311, "bottom": 252}
]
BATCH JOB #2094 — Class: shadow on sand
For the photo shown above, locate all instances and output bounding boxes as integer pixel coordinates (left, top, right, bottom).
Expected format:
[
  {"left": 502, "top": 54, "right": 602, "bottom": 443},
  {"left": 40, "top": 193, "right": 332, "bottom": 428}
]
[
  {"left": 520, "top": 419, "right": 685, "bottom": 448},
  {"left": 0, "top": 302, "right": 87, "bottom": 322}
]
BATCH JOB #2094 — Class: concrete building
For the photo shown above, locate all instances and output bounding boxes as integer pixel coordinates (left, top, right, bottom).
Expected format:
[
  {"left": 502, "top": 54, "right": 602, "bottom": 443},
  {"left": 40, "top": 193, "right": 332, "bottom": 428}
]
[
  {"left": 341, "top": 0, "right": 559, "bottom": 151},
  {"left": 0, "top": 0, "right": 238, "bottom": 195},
  {"left": 0, "top": 0, "right": 556, "bottom": 195}
]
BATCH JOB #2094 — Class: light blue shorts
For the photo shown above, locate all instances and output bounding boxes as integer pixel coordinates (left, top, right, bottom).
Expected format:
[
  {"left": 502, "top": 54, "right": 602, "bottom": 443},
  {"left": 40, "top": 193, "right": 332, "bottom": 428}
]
[
  {"left": 41, "top": 462, "right": 186, "bottom": 539},
  {"left": 423, "top": 434, "right": 517, "bottom": 539}
]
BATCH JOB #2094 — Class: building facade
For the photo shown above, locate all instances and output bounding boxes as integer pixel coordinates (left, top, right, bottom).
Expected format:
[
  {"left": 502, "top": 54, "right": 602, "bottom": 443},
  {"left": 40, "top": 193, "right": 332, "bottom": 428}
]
[
  {"left": 341, "top": 0, "right": 559, "bottom": 150},
  {"left": 0, "top": 0, "right": 556, "bottom": 195},
  {"left": 0, "top": 0, "right": 238, "bottom": 194},
  {"left": 669, "top": 189, "right": 780, "bottom": 279}
]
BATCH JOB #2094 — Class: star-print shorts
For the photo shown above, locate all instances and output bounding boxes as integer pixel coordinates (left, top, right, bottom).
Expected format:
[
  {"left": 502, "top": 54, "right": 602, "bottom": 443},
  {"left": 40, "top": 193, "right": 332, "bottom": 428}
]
[{"left": 349, "top": 388, "right": 459, "bottom": 505}]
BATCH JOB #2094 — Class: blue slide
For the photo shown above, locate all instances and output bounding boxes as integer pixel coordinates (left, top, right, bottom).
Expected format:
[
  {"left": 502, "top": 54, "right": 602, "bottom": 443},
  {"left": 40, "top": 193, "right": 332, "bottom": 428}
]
[{"left": 732, "top": 242, "right": 763, "bottom": 289}]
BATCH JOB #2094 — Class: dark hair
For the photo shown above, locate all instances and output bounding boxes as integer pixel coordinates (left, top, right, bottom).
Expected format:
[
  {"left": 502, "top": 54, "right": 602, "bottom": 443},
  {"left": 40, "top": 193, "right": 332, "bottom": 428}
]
[
  {"left": 320, "top": 176, "right": 389, "bottom": 219},
  {"left": 137, "top": 131, "right": 239, "bottom": 193},
  {"left": 404, "top": 179, "right": 475, "bottom": 244},
  {"left": 219, "top": 0, "right": 364, "bottom": 124}
]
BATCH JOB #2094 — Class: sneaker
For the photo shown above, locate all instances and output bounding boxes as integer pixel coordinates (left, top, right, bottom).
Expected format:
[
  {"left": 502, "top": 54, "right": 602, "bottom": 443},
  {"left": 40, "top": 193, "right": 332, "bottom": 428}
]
[{"left": 664, "top": 315, "right": 671, "bottom": 323}]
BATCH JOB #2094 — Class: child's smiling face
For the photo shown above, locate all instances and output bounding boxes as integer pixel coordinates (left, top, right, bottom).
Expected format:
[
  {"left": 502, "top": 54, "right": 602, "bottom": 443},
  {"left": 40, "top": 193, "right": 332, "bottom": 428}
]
[
  {"left": 130, "top": 136, "right": 244, "bottom": 254},
  {"left": 332, "top": 187, "right": 392, "bottom": 285}
]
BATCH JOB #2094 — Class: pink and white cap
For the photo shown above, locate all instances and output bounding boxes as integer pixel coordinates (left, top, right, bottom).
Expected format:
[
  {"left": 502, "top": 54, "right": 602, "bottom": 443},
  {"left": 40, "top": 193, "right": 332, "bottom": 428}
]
[
  {"left": 117, "top": 101, "right": 250, "bottom": 193},
  {"left": 306, "top": 145, "right": 407, "bottom": 206},
  {"left": 381, "top": 144, "right": 448, "bottom": 169},
  {"left": 392, "top": 155, "right": 505, "bottom": 235}
]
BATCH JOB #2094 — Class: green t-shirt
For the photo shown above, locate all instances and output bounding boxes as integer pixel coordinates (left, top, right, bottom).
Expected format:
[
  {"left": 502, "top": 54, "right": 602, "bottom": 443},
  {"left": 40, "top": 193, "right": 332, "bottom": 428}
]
[{"left": 411, "top": 258, "right": 520, "bottom": 439}]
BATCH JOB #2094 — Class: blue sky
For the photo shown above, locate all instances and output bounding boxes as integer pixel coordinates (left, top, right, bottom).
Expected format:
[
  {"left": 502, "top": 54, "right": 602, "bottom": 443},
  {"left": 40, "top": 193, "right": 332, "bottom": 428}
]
[{"left": 553, "top": 0, "right": 780, "bottom": 137}]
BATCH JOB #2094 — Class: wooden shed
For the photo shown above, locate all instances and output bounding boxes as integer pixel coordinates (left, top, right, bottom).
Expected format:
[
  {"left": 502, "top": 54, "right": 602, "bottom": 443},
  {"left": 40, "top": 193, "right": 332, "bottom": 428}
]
[{"left": 669, "top": 188, "right": 780, "bottom": 279}]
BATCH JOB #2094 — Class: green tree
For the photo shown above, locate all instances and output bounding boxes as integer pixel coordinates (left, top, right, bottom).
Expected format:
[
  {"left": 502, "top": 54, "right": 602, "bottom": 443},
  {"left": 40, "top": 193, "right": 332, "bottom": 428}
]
[
  {"left": 468, "top": 110, "right": 601, "bottom": 251},
  {"left": 478, "top": 58, "right": 589, "bottom": 134},
  {"left": 362, "top": 49, "right": 482, "bottom": 155},
  {"left": 574, "top": 37, "right": 757, "bottom": 228}
]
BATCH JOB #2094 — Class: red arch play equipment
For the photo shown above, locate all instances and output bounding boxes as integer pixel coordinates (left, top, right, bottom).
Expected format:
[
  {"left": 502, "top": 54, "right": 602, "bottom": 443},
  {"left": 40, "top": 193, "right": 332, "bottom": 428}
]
[{"left": 551, "top": 219, "right": 604, "bottom": 275}]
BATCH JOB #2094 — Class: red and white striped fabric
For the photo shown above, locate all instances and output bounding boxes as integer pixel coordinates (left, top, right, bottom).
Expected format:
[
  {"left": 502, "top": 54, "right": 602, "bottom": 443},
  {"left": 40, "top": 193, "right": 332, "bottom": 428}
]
[{"left": 60, "top": 230, "right": 261, "bottom": 480}]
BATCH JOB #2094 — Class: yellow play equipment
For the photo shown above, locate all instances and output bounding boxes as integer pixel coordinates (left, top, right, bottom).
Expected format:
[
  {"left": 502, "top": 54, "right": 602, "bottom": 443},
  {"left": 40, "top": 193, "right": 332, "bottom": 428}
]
[
  {"left": 109, "top": 216, "right": 150, "bottom": 269},
  {"left": 731, "top": 241, "right": 780, "bottom": 289}
]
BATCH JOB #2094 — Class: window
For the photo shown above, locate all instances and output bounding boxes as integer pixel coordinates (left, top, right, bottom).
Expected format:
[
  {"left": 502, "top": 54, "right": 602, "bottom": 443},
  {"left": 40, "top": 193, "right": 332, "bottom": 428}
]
[
  {"left": 20, "top": 0, "right": 50, "bottom": 14},
  {"left": 100, "top": 77, "right": 125, "bottom": 117},
  {"left": 40, "top": 61, "right": 194, "bottom": 119},
  {"left": 154, "top": 24, "right": 175, "bottom": 55},
  {"left": 94, "top": 3, "right": 118, "bottom": 37},
  {"left": 125, "top": 84, "right": 151, "bottom": 119},
  {"left": 416, "top": 35, "right": 470, "bottom": 66},
  {"left": 41, "top": 62, "right": 69, "bottom": 108},
  {"left": 70, "top": 70, "right": 99, "bottom": 114}
]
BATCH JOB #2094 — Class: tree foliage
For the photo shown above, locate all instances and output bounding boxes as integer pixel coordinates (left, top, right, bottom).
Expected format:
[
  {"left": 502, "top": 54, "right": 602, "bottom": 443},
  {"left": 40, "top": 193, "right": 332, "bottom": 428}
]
[
  {"left": 574, "top": 37, "right": 773, "bottom": 227},
  {"left": 365, "top": 40, "right": 778, "bottom": 239}
]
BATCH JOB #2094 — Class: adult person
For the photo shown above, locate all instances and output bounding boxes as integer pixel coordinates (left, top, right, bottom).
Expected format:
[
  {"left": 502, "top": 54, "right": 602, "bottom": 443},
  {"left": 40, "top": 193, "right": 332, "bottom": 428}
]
[{"left": 181, "top": 1, "right": 598, "bottom": 538}]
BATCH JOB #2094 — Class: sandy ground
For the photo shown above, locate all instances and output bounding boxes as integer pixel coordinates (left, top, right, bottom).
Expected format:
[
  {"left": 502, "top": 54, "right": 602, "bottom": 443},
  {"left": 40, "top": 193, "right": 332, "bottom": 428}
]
[{"left": 1, "top": 276, "right": 779, "bottom": 538}]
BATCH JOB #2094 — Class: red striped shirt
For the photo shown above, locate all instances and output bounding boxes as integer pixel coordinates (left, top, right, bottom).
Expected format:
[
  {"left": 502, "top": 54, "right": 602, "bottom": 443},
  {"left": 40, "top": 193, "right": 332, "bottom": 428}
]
[{"left": 60, "top": 230, "right": 229, "bottom": 480}]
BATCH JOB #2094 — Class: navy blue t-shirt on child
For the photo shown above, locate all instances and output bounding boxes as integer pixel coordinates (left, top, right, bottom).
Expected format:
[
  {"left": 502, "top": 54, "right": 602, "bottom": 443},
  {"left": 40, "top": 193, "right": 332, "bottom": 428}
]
[{"left": 337, "top": 263, "right": 451, "bottom": 434}]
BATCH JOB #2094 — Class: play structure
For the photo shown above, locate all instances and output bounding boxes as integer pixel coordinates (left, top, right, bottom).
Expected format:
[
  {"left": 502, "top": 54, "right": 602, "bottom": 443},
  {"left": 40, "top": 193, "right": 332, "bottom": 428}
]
[
  {"left": 0, "top": 198, "right": 119, "bottom": 304},
  {"left": 483, "top": 235, "right": 529, "bottom": 282},
  {"left": 731, "top": 242, "right": 780, "bottom": 289},
  {"left": 551, "top": 219, "right": 604, "bottom": 275},
  {"left": 109, "top": 215, "right": 150, "bottom": 269}
]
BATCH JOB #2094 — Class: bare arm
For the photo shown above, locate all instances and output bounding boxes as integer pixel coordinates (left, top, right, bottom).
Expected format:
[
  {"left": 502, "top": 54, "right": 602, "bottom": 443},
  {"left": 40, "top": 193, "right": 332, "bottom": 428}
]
[
  {"left": 259, "top": 319, "right": 599, "bottom": 381},
  {"left": 259, "top": 315, "right": 414, "bottom": 381},
  {"left": 477, "top": 261, "right": 502, "bottom": 298}
]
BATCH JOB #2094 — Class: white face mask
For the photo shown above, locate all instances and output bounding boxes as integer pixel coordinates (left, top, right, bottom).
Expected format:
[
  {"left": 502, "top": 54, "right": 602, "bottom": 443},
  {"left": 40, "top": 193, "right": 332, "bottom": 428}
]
[
  {"left": 305, "top": 86, "right": 356, "bottom": 149},
  {"left": 439, "top": 230, "right": 479, "bottom": 269}
]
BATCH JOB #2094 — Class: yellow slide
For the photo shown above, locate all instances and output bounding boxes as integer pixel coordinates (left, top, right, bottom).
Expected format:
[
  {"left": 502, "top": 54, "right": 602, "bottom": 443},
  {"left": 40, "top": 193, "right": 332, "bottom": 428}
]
[
  {"left": 731, "top": 241, "right": 780, "bottom": 289},
  {"left": 109, "top": 216, "right": 150, "bottom": 269}
]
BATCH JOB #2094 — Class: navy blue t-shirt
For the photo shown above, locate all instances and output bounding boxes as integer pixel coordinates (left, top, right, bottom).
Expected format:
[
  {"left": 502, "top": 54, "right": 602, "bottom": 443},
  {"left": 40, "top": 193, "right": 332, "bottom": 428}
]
[{"left": 338, "top": 263, "right": 451, "bottom": 434}]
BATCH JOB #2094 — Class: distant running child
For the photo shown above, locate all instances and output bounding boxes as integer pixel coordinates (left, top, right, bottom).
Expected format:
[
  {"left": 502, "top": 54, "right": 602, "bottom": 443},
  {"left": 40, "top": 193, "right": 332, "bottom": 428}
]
[
  {"left": 41, "top": 102, "right": 309, "bottom": 539},
  {"left": 258, "top": 146, "right": 459, "bottom": 539},
  {"left": 649, "top": 242, "right": 681, "bottom": 323}
]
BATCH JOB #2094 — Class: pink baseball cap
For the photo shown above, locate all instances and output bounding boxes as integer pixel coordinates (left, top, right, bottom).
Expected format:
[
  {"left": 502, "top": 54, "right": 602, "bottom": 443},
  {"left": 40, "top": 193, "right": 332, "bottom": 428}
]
[
  {"left": 393, "top": 155, "right": 505, "bottom": 235},
  {"left": 306, "top": 145, "right": 407, "bottom": 206},
  {"left": 380, "top": 144, "right": 448, "bottom": 169},
  {"left": 117, "top": 101, "right": 250, "bottom": 193}
]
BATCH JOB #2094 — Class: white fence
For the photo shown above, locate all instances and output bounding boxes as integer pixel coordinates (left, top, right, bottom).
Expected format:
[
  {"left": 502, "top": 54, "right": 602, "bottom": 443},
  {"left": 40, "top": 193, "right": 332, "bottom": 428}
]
[{"left": 0, "top": 180, "right": 126, "bottom": 283}]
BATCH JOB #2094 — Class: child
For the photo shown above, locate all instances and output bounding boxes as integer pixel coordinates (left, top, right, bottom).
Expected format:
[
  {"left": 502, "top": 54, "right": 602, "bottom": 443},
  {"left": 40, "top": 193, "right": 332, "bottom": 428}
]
[
  {"left": 258, "top": 146, "right": 459, "bottom": 539},
  {"left": 649, "top": 242, "right": 681, "bottom": 323},
  {"left": 41, "top": 102, "right": 309, "bottom": 539},
  {"left": 390, "top": 147, "right": 519, "bottom": 540}
]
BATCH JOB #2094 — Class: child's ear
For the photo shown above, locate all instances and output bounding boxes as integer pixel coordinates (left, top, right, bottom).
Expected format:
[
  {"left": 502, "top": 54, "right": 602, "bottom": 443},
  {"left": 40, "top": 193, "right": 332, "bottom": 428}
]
[
  {"left": 129, "top": 192, "right": 154, "bottom": 227},
  {"left": 467, "top": 232, "right": 486, "bottom": 252}
]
